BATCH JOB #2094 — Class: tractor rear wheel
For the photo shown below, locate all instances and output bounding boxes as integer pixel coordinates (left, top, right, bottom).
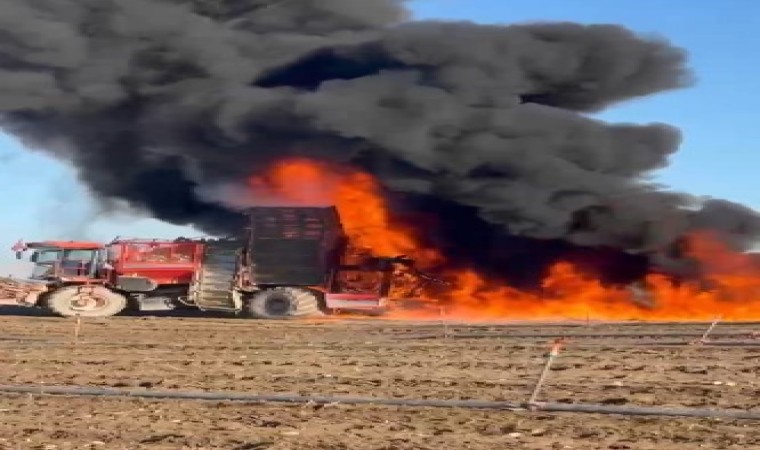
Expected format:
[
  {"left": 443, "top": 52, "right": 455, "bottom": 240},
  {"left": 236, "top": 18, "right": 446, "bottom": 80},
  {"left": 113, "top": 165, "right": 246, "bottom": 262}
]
[
  {"left": 45, "top": 286, "right": 128, "bottom": 318},
  {"left": 247, "top": 287, "right": 323, "bottom": 320}
]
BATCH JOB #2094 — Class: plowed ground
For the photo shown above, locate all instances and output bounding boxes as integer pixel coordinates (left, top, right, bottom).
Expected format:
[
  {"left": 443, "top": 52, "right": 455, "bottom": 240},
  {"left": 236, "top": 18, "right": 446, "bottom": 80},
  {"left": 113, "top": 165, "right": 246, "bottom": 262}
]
[{"left": 0, "top": 312, "right": 758, "bottom": 449}]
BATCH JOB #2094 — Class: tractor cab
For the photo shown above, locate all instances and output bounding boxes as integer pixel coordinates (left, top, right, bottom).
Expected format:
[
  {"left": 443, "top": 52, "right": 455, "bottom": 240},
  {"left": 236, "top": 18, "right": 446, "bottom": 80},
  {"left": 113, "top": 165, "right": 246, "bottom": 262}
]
[{"left": 15, "top": 241, "right": 105, "bottom": 282}]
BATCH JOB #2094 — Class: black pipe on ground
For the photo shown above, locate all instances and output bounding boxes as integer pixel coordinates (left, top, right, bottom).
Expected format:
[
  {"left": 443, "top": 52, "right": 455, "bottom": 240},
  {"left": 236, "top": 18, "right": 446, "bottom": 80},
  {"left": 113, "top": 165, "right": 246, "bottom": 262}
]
[
  {"left": 399, "top": 332, "right": 759, "bottom": 341},
  {"left": 0, "top": 336, "right": 55, "bottom": 342},
  {"left": 1, "top": 384, "right": 759, "bottom": 420},
  {"left": 632, "top": 341, "right": 760, "bottom": 347}
]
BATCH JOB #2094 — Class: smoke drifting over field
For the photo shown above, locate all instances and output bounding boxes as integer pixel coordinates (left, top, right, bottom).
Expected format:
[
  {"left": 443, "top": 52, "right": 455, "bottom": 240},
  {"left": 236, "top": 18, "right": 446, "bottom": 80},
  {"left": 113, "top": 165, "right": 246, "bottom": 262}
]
[{"left": 1, "top": 0, "right": 759, "bottom": 286}]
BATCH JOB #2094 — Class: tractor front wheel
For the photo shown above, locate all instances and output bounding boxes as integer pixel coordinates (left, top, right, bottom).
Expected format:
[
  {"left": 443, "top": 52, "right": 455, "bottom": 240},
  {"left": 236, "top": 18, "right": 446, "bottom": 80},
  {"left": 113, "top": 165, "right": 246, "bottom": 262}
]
[
  {"left": 247, "top": 287, "right": 323, "bottom": 320},
  {"left": 45, "top": 286, "right": 128, "bottom": 318}
]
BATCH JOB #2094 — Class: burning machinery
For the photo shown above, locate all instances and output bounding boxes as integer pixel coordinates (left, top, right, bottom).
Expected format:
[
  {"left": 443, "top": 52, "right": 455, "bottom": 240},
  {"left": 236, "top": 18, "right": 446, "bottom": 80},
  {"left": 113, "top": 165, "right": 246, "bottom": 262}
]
[{"left": 0, "top": 207, "right": 443, "bottom": 318}]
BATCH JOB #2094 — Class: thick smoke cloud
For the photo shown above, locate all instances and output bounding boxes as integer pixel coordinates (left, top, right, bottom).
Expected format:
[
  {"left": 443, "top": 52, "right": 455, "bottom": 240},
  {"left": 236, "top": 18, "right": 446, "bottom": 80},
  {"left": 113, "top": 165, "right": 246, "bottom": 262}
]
[{"left": 1, "top": 0, "right": 759, "bottom": 284}]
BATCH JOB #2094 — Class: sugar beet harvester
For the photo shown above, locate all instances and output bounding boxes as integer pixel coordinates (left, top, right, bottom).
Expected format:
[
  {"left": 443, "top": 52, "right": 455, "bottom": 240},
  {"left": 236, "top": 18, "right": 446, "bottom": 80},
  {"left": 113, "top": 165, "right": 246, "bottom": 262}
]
[{"left": 0, "top": 207, "right": 439, "bottom": 319}]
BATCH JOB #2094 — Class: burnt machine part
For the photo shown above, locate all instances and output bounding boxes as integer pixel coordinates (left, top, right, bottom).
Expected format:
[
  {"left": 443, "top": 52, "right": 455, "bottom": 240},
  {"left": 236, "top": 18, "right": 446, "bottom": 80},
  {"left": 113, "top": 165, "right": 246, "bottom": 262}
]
[{"left": 245, "top": 207, "right": 346, "bottom": 286}]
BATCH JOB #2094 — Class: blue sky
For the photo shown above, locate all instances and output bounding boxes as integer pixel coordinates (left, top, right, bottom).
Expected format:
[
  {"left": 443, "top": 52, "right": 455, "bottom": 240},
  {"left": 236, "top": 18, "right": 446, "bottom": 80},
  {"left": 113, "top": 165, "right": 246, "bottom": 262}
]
[{"left": 1, "top": 0, "right": 758, "bottom": 274}]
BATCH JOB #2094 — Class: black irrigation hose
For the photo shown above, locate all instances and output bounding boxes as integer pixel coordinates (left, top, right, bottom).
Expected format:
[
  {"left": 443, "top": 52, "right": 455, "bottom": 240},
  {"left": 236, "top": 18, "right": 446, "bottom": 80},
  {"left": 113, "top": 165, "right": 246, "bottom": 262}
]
[
  {"left": 399, "top": 332, "right": 759, "bottom": 340},
  {"left": 1, "top": 384, "right": 759, "bottom": 420},
  {"left": 0, "top": 336, "right": 56, "bottom": 342},
  {"left": 5, "top": 341, "right": 759, "bottom": 352},
  {"left": 630, "top": 340, "right": 760, "bottom": 347},
  {"left": 3, "top": 338, "right": 760, "bottom": 350}
]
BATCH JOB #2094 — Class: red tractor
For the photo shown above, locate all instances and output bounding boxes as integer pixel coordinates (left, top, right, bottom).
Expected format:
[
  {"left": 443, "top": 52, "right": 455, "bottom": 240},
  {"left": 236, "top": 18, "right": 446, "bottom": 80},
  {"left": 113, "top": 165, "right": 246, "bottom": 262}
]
[{"left": 0, "top": 206, "right": 442, "bottom": 319}]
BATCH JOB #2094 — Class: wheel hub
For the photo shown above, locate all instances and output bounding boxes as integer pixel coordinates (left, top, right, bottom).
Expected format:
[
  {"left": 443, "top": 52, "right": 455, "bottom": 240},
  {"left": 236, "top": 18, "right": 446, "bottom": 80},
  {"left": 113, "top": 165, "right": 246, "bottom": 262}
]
[
  {"left": 265, "top": 296, "right": 292, "bottom": 316},
  {"left": 70, "top": 294, "right": 106, "bottom": 312}
]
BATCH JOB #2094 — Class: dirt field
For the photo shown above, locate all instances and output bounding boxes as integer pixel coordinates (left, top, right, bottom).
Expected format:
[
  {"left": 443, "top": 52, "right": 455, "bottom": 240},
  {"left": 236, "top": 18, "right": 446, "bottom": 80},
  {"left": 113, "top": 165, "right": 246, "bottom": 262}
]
[{"left": 0, "top": 312, "right": 759, "bottom": 449}]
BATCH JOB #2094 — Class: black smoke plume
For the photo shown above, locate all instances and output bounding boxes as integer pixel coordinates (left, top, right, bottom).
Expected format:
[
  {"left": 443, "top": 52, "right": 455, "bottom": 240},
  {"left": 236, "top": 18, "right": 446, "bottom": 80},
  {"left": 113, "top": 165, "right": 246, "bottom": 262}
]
[{"left": 1, "top": 0, "right": 759, "bottom": 287}]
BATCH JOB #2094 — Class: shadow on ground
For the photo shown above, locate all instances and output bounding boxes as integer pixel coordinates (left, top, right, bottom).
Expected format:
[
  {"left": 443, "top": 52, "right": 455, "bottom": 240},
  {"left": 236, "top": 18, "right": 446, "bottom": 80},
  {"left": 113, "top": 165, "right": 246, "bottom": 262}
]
[{"left": 0, "top": 306, "right": 241, "bottom": 319}]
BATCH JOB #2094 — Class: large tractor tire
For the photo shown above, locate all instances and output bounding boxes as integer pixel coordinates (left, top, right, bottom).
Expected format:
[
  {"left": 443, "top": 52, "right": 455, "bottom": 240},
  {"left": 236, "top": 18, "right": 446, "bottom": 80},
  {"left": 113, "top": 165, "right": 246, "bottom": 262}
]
[
  {"left": 45, "top": 286, "right": 128, "bottom": 318},
  {"left": 247, "top": 287, "right": 323, "bottom": 320}
]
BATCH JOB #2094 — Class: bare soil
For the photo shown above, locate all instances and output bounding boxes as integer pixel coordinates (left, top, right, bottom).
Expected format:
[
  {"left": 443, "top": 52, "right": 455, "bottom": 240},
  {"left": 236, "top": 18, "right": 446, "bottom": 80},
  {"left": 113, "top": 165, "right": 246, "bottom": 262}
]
[{"left": 0, "top": 312, "right": 758, "bottom": 449}]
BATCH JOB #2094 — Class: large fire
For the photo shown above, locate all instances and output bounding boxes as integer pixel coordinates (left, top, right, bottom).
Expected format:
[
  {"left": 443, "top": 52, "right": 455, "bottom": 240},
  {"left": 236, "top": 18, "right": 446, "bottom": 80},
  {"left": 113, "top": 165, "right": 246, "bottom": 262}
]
[{"left": 250, "top": 159, "right": 760, "bottom": 321}]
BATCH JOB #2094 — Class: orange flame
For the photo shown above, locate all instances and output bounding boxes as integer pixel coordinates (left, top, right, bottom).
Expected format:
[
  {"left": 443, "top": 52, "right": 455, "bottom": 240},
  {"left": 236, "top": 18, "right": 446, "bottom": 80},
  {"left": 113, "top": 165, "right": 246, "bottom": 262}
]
[
  {"left": 248, "top": 158, "right": 442, "bottom": 264},
  {"left": 249, "top": 158, "right": 760, "bottom": 322}
]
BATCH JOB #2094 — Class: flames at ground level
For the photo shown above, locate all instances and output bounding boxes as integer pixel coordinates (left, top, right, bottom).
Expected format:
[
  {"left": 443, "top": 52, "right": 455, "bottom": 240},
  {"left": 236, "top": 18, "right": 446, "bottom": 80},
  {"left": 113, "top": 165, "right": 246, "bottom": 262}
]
[{"left": 248, "top": 159, "right": 760, "bottom": 322}]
